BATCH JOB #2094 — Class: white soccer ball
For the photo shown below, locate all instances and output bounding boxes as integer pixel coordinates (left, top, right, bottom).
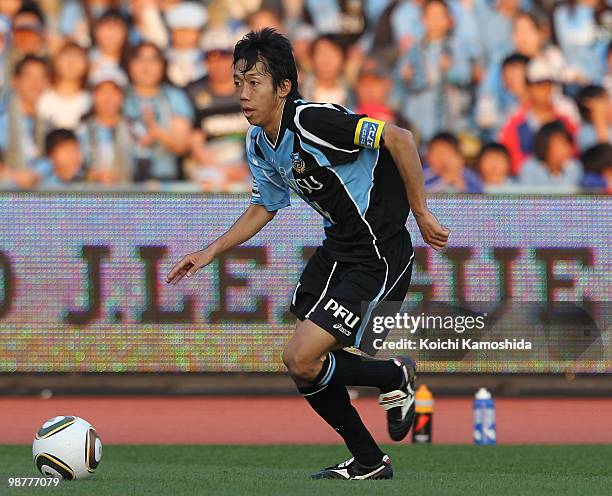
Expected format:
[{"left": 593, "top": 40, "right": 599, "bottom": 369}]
[{"left": 32, "top": 416, "right": 102, "bottom": 480}]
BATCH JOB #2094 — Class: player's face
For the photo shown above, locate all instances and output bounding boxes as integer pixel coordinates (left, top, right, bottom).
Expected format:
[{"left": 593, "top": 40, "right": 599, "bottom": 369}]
[{"left": 233, "top": 60, "right": 281, "bottom": 127}]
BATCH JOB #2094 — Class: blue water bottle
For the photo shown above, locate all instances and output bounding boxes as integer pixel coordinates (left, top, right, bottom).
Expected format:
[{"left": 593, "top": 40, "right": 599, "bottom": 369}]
[{"left": 473, "top": 387, "right": 496, "bottom": 445}]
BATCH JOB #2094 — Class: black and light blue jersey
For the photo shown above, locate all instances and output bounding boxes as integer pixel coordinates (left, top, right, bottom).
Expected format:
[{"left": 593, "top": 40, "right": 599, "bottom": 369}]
[{"left": 246, "top": 98, "right": 411, "bottom": 262}]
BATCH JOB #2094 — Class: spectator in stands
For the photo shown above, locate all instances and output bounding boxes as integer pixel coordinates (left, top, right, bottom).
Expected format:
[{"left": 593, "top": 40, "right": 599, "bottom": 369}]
[
  {"left": 157, "top": 0, "right": 183, "bottom": 13},
  {"left": 301, "top": 35, "right": 350, "bottom": 106},
  {"left": 478, "top": 11, "right": 575, "bottom": 123},
  {"left": 89, "top": 8, "right": 129, "bottom": 74},
  {"left": 290, "top": 23, "right": 317, "bottom": 78},
  {"left": 518, "top": 120, "right": 583, "bottom": 190},
  {"left": 165, "top": 2, "right": 208, "bottom": 88},
  {"left": 394, "top": 0, "right": 474, "bottom": 143},
  {"left": 302, "top": 0, "right": 368, "bottom": 48},
  {"left": 576, "top": 84, "right": 612, "bottom": 150},
  {"left": 37, "top": 41, "right": 90, "bottom": 129},
  {"left": 248, "top": 8, "right": 285, "bottom": 33},
  {"left": 129, "top": 0, "right": 169, "bottom": 48},
  {"left": 605, "top": 41, "right": 612, "bottom": 96},
  {"left": 6, "top": 3, "right": 47, "bottom": 78},
  {"left": 354, "top": 58, "right": 411, "bottom": 129},
  {"left": 510, "top": 12, "right": 567, "bottom": 79},
  {"left": 499, "top": 57, "right": 578, "bottom": 175},
  {"left": 0, "top": 17, "right": 9, "bottom": 95},
  {"left": 424, "top": 132, "right": 483, "bottom": 193},
  {"left": 77, "top": 65, "right": 134, "bottom": 185},
  {"left": 475, "top": 53, "right": 529, "bottom": 138},
  {"left": 200, "top": 1, "right": 248, "bottom": 56},
  {"left": 0, "top": 0, "right": 23, "bottom": 22},
  {"left": 476, "top": 0, "right": 521, "bottom": 66},
  {"left": 124, "top": 42, "right": 193, "bottom": 181},
  {"left": 33, "top": 128, "right": 86, "bottom": 187},
  {"left": 476, "top": 142, "right": 517, "bottom": 192},
  {"left": 372, "top": 0, "right": 424, "bottom": 58},
  {"left": 185, "top": 40, "right": 250, "bottom": 192},
  {"left": 0, "top": 55, "right": 49, "bottom": 189},
  {"left": 580, "top": 143, "right": 612, "bottom": 192},
  {"left": 553, "top": 0, "right": 609, "bottom": 85},
  {"left": 58, "top": 0, "right": 123, "bottom": 48}
]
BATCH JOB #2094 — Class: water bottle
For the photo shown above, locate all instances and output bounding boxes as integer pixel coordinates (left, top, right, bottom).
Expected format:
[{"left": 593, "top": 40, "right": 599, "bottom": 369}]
[
  {"left": 473, "top": 387, "right": 496, "bottom": 445},
  {"left": 412, "top": 384, "right": 434, "bottom": 444}
]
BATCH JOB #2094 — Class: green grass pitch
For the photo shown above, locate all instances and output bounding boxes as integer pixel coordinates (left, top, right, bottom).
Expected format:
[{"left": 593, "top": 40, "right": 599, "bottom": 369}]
[{"left": 2, "top": 445, "right": 612, "bottom": 495}]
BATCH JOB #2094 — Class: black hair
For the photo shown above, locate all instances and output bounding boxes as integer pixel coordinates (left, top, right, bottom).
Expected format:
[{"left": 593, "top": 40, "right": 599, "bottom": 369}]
[
  {"left": 476, "top": 142, "right": 511, "bottom": 166},
  {"left": 533, "top": 120, "right": 573, "bottom": 161},
  {"left": 45, "top": 129, "right": 78, "bottom": 155},
  {"left": 14, "top": 2, "right": 45, "bottom": 28},
  {"left": 502, "top": 53, "right": 530, "bottom": 69},
  {"left": 98, "top": 8, "right": 129, "bottom": 27},
  {"left": 233, "top": 28, "right": 300, "bottom": 98},
  {"left": 14, "top": 54, "right": 48, "bottom": 77},
  {"left": 429, "top": 131, "right": 460, "bottom": 152},
  {"left": 576, "top": 84, "right": 607, "bottom": 122},
  {"left": 580, "top": 143, "right": 612, "bottom": 174}
]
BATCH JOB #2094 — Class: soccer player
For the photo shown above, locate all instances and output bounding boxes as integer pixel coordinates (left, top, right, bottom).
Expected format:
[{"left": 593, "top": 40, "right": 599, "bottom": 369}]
[{"left": 166, "top": 29, "right": 449, "bottom": 480}]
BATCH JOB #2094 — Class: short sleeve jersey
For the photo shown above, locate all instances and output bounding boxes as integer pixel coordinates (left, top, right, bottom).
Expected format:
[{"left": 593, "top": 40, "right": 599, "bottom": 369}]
[{"left": 246, "top": 98, "right": 411, "bottom": 262}]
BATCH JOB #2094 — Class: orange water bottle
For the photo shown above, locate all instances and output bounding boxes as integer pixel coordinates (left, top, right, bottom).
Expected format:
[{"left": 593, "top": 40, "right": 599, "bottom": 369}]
[{"left": 412, "top": 385, "right": 433, "bottom": 444}]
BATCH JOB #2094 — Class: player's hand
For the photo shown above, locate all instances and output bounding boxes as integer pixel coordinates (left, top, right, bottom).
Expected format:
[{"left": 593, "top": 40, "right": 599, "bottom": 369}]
[
  {"left": 414, "top": 209, "right": 450, "bottom": 252},
  {"left": 165, "top": 249, "right": 215, "bottom": 285}
]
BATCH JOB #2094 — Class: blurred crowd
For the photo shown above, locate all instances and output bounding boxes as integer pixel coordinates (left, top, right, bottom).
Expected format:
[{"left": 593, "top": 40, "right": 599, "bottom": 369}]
[{"left": 0, "top": 0, "right": 610, "bottom": 194}]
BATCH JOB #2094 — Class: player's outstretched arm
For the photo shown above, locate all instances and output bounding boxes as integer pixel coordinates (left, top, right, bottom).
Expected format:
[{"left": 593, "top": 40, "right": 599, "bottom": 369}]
[
  {"left": 165, "top": 204, "right": 277, "bottom": 285},
  {"left": 382, "top": 124, "right": 450, "bottom": 251}
]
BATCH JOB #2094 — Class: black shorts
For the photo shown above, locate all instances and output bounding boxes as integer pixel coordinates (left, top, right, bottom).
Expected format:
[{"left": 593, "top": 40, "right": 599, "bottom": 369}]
[{"left": 290, "top": 233, "right": 414, "bottom": 356}]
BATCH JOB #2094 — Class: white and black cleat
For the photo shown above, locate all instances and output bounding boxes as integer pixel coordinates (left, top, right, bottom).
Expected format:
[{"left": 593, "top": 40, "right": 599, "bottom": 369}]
[
  {"left": 311, "top": 455, "right": 393, "bottom": 480},
  {"left": 378, "top": 356, "right": 416, "bottom": 441}
]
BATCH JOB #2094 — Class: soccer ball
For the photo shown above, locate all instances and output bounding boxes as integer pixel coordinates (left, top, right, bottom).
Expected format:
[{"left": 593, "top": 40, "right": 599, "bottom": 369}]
[{"left": 32, "top": 416, "right": 102, "bottom": 480}]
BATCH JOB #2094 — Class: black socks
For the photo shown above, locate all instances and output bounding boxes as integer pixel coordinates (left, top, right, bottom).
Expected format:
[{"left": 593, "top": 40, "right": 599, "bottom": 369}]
[
  {"left": 317, "top": 350, "right": 403, "bottom": 392},
  {"left": 298, "top": 382, "right": 384, "bottom": 466},
  {"left": 296, "top": 350, "right": 403, "bottom": 466}
]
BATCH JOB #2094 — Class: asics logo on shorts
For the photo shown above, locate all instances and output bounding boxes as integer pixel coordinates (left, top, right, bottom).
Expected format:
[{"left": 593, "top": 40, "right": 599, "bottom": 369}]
[
  {"left": 333, "top": 323, "right": 351, "bottom": 336},
  {"left": 324, "top": 298, "right": 360, "bottom": 328}
]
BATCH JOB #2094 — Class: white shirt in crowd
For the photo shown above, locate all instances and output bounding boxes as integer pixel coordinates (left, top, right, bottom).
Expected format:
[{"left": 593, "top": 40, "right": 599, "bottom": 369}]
[{"left": 37, "top": 90, "right": 91, "bottom": 130}]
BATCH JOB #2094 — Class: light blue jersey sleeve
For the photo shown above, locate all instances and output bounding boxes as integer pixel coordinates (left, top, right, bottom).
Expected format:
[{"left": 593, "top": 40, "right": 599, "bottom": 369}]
[{"left": 246, "top": 127, "right": 290, "bottom": 212}]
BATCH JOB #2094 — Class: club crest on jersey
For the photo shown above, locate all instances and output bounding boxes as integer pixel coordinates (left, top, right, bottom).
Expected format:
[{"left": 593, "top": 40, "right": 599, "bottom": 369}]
[{"left": 291, "top": 152, "right": 306, "bottom": 174}]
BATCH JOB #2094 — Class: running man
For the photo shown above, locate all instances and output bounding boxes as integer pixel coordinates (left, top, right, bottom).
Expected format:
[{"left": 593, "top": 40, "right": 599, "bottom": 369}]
[{"left": 166, "top": 28, "right": 449, "bottom": 480}]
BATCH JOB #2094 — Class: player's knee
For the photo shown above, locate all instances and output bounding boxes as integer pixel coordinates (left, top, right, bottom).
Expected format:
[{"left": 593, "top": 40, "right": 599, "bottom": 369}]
[{"left": 282, "top": 347, "right": 318, "bottom": 382}]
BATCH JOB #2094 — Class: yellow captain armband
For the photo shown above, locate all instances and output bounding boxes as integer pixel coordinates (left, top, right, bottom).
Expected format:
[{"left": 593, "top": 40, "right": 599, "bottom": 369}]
[{"left": 354, "top": 117, "right": 386, "bottom": 149}]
